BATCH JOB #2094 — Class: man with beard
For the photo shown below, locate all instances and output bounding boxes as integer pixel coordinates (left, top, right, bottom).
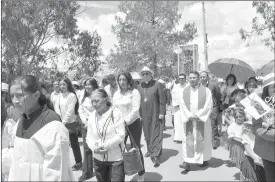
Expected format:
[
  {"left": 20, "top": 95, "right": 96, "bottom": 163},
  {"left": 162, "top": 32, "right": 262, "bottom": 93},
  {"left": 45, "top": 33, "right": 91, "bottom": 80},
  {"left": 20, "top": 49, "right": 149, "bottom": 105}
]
[
  {"left": 138, "top": 66, "right": 166, "bottom": 167},
  {"left": 200, "top": 71, "right": 221, "bottom": 149},
  {"left": 179, "top": 71, "right": 213, "bottom": 172}
]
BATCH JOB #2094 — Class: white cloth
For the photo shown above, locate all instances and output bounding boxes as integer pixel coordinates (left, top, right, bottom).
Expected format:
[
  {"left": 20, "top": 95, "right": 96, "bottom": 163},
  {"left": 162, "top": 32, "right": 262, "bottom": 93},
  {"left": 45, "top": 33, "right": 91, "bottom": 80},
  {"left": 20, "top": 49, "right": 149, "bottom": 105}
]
[
  {"left": 112, "top": 89, "right": 141, "bottom": 125},
  {"left": 78, "top": 91, "right": 94, "bottom": 127},
  {"left": 241, "top": 130, "right": 257, "bottom": 157},
  {"left": 54, "top": 92, "right": 77, "bottom": 124},
  {"left": 86, "top": 107, "right": 125, "bottom": 162},
  {"left": 50, "top": 91, "right": 59, "bottom": 106},
  {"left": 171, "top": 84, "right": 186, "bottom": 141},
  {"left": 1, "top": 119, "right": 17, "bottom": 180},
  {"left": 8, "top": 121, "right": 74, "bottom": 181},
  {"left": 227, "top": 122, "right": 243, "bottom": 139},
  {"left": 180, "top": 86, "right": 213, "bottom": 164}
]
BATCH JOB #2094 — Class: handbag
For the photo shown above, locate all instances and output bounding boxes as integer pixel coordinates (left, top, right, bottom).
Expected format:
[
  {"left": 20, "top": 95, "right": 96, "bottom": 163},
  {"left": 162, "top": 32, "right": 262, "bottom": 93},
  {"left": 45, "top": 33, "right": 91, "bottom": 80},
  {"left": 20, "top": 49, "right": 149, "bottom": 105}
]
[
  {"left": 58, "top": 95, "right": 81, "bottom": 134},
  {"left": 110, "top": 110, "right": 143, "bottom": 176}
]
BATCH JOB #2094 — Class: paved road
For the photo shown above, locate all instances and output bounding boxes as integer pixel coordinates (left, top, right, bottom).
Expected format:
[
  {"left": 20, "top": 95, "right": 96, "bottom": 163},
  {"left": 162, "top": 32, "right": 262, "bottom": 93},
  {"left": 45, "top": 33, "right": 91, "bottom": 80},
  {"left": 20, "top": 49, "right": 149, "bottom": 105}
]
[{"left": 70, "top": 109, "right": 240, "bottom": 181}]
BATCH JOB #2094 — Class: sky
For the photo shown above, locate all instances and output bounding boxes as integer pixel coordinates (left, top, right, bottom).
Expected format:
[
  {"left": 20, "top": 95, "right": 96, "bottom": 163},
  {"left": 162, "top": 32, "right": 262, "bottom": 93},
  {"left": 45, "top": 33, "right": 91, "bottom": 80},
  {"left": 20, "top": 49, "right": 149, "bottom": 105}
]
[{"left": 47, "top": 1, "right": 274, "bottom": 72}]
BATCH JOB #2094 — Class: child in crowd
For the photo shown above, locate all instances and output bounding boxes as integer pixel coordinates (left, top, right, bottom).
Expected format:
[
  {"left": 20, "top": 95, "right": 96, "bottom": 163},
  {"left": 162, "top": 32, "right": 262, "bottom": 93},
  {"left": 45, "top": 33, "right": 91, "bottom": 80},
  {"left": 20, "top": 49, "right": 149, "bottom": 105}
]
[{"left": 227, "top": 108, "right": 246, "bottom": 168}]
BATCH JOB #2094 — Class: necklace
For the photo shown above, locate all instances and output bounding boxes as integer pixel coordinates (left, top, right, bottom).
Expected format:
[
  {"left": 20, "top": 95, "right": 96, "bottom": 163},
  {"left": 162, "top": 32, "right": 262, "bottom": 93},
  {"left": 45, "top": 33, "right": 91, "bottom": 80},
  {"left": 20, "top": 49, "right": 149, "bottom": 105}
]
[{"left": 143, "top": 80, "right": 153, "bottom": 102}]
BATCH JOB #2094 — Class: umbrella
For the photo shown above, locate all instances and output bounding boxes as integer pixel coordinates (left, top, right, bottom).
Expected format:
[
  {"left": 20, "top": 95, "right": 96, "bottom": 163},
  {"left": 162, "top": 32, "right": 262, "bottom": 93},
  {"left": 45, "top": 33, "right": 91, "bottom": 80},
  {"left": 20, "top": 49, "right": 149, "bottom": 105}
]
[
  {"left": 209, "top": 58, "right": 255, "bottom": 83},
  {"left": 256, "top": 60, "right": 274, "bottom": 77}
]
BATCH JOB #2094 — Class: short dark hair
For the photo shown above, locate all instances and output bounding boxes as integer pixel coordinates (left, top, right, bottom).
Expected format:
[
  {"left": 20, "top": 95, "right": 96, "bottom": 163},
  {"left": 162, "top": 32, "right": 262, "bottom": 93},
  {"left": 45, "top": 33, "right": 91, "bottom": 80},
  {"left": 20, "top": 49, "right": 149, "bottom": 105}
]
[
  {"left": 107, "top": 74, "right": 116, "bottom": 80},
  {"left": 249, "top": 77, "right": 258, "bottom": 82},
  {"left": 225, "top": 74, "right": 237, "bottom": 86},
  {"left": 91, "top": 88, "right": 112, "bottom": 107},
  {"left": 189, "top": 71, "right": 200, "bottom": 78},
  {"left": 231, "top": 89, "right": 246, "bottom": 97},
  {"left": 178, "top": 73, "right": 186, "bottom": 79},
  {"left": 117, "top": 72, "right": 134, "bottom": 91}
]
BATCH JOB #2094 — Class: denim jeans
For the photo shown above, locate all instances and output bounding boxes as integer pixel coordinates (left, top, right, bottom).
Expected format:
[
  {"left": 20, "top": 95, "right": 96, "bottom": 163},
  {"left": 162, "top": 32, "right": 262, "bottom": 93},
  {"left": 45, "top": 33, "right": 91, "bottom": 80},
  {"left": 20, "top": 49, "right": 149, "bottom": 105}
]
[
  {"left": 69, "top": 132, "right": 82, "bottom": 163},
  {"left": 94, "top": 158, "right": 125, "bottom": 182}
]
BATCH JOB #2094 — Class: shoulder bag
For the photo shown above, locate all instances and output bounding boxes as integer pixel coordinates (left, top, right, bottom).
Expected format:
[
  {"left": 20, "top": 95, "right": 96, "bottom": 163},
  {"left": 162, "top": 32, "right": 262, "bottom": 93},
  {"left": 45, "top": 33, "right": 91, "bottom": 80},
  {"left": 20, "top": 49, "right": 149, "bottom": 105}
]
[{"left": 110, "top": 109, "right": 143, "bottom": 176}]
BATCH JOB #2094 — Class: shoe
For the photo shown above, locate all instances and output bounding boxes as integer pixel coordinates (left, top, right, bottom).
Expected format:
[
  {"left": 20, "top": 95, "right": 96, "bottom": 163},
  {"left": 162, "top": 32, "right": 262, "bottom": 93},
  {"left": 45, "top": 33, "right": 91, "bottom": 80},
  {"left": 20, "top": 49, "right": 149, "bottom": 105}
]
[
  {"left": 144, "top": 152, "right": 150, "bottom": 157},
  {"left": 179, "top": 162, "right": 190, "bottom": 170},
  {"left": 153, "top": 157, "right": 160, "bottom": 168},
  {"left": 72, "top": 162, "right": 83, "bottom": 171},
  {"left": 78, "top": 173, "right": 92, "bottom": 182},
  {"left": 137, "top": 174, "right": 145, "bottom": 182},
  {"left": 213, "top": 146, "right": 218, "bottom": 150},
  {"left": 199, "top": 161, "right": 208, "bottom": 167}
]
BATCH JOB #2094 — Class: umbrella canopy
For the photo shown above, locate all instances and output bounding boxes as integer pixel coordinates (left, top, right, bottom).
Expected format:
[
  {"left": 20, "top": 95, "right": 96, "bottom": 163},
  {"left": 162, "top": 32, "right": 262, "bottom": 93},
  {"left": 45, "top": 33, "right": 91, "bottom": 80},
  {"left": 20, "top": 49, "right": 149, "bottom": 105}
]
[
  {"left": 256, "top": 60, "right": 274, "bottom": 77},
  {"left": 209, "top": 58, "right": 255, "bottom": 83}
]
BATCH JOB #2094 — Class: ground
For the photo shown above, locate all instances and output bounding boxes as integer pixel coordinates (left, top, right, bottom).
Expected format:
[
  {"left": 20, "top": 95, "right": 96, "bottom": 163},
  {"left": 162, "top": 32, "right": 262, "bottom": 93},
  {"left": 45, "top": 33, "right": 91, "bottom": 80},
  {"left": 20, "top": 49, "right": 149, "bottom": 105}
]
[{"left": 70, "top": 107, "right": 240, "bottom": 181}]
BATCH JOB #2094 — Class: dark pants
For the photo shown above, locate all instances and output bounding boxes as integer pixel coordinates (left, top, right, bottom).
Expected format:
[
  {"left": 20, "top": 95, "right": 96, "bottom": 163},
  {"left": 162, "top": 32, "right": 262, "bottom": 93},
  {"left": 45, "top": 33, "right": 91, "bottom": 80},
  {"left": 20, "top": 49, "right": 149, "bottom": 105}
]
[
  {"left": 262, "top": 159, "right": 275, "bottom": 182},
  {"left": 210, "top": 106, "right": 220, "bottom": 148},
  {"left": 94, "top": 158, "right": 125, "bottom": 182},
  {"left": 125, "top": 118, "right": 145, "bottom": 176},
  {"left": 82, "top": 128, "right": 93, "bottom": 177},
  {"left": 69, "top": 132, "right": 82, "bottom": 164}
]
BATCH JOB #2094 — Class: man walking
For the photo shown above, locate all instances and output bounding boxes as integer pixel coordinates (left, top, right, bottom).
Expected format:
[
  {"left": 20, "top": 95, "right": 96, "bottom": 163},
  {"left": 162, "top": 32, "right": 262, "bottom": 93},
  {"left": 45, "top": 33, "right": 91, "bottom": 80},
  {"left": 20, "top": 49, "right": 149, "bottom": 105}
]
[
  {"left": 138, "top": 66, "right": 166, "bottom": 167},
  {"left": 200, "top": 71, "right": 221, "bottom": 149},
  {"left": 179, "top": 71, "right": 213, "bottom": 171}
]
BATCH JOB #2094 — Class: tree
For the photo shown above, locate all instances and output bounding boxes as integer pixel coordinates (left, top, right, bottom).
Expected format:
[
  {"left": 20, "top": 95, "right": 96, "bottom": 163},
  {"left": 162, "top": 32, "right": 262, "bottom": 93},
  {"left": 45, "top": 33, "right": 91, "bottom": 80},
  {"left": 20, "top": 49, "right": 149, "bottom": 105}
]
[
  {"left": 107, "top": 1, "right": 197, "bottom": 75},
  {"left": 65, "top": 30, "right": 102, "bottom": 77},
  {"left": 239, "top": 1, "right": 275, "bottom": 52},
  {"left": 1, "top": 1, "right": 102, "bottom": 83}
]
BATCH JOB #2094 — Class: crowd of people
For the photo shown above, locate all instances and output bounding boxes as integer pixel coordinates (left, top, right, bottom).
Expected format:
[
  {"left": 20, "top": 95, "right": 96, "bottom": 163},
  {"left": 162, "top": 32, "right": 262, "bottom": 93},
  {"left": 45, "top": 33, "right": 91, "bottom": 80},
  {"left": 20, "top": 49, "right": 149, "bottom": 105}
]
[{"left": 1, "top": 65, "right": 274, "bottom": 182}]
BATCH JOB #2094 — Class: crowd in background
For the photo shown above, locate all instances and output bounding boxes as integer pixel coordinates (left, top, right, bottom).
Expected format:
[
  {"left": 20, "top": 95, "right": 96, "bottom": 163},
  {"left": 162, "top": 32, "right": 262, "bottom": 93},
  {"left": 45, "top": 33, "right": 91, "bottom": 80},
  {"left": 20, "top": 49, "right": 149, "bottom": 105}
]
[{"left": 1, "top": 67, "right": 274, "bottom": 182}]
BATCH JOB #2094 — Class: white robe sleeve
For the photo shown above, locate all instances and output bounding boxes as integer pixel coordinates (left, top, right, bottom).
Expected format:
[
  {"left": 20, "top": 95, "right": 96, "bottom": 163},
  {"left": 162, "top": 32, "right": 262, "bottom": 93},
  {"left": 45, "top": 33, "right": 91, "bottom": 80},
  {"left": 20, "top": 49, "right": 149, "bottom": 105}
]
[
  {"left": 171, "top": 86, "right": 179, "bottom": 107},
  {"left": 33, "top": 121, "right": 72, "bottom": 181},
  {"left": 86, "top": 113, "right": 98, "bottom": 151},
  {"left": 195, "top": 88, "right": 213, "bottom": 123},
  {"left": 103, "top": 109, "right": 125, "bottom": 150},
  {"left": 124, "top": 89, "right": 141, "bottom": 125}
]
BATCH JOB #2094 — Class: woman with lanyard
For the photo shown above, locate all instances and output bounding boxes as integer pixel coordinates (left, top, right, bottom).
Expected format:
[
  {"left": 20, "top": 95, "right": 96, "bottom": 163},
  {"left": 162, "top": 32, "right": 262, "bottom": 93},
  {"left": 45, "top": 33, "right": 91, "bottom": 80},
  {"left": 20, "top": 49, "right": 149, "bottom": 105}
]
[
  {"left": 221, "top": 74, "right": 239, "bottom": 109},
  {"left": 55, "top": 77, "right": 83, "bottom": 171},
  {"left": 78, "top": 78, "right": 99, "bottom": 181},
  {"left": 86, "top": 89, "right": 125, "bottom": 182},
  {"left": 7, "top": 75, "right": 74, "bottom": 181},
  {"left": 113, "top": 72, "right": 145, "bottom": 182}
]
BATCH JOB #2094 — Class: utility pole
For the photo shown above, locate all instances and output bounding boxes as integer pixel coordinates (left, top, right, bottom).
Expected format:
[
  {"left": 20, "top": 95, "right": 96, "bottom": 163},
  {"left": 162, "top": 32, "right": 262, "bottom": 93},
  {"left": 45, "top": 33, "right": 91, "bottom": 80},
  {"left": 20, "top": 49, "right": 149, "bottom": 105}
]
[{"left": 202, "top": 1, "right": 208, "bottom": 70}]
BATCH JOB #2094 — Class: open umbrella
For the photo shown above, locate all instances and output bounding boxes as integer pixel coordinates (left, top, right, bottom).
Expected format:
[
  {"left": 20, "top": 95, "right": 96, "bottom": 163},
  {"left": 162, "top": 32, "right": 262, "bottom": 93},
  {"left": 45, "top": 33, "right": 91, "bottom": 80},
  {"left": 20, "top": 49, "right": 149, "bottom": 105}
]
[
  {"left": 256, "top": 60, "right": 274, "bottom": 77},
  {"left": 209, "top": 58, "right": 255, "bottom": 82}
]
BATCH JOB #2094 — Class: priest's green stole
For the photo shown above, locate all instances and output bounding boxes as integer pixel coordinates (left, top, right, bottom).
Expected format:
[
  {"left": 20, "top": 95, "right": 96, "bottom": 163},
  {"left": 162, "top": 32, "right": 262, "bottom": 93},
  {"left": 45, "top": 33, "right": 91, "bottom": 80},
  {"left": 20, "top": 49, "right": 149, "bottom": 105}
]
[{"left": 183, "top": 85, "right": 207, "bottom": 158}]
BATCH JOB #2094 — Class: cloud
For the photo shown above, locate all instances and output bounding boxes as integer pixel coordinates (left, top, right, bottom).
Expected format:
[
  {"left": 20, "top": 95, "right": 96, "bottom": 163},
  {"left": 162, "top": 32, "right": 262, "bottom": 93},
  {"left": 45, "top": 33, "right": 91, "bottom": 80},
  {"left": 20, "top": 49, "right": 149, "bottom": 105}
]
[
  {"left": 78, "top": 1, "right": 116, "bottom": 10},
  {"left": 178, "top": 1, "right": 274, "bottom": 70}
]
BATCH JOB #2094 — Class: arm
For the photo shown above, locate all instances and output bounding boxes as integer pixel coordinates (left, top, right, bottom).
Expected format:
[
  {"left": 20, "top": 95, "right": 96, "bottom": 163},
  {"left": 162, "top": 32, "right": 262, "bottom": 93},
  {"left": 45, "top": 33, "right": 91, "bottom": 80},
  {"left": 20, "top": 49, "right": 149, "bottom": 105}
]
[
  {"left": 62, "top": 94, "right": 77, "bottom": 125},
  {"left": 253, "top": 118, "right": 275, "bottom": 141},
  {"left": 215, "top": 84, "right": 221, "bottom": 105},
  {"left": 103, "top": 109, "right": 125, "bottom": 150},
  {"left": 124, "top": 90, "right": 141, "bottom": 125},
  {"left": 158, "top": 82, "right": 166, "bottom": 117},
  {"left": 195, "top": 88, "right": 213, "bottom": 122},
  {"left": 86, "top": 114, "right": 100, "bottom": 151}
]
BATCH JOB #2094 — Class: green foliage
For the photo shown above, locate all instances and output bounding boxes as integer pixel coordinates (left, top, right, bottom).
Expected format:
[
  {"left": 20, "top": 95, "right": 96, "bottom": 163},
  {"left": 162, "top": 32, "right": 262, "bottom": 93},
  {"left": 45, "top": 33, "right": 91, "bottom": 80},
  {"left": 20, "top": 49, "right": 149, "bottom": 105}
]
[
  {"left": 107, "top": 1, "right": 197, "bottom": 76},
  {"left": 239, "top": 1, "right": 275, "bottom": 51},
  {"left": 1, "top": 1, "right": 102, "bottom": 83}
]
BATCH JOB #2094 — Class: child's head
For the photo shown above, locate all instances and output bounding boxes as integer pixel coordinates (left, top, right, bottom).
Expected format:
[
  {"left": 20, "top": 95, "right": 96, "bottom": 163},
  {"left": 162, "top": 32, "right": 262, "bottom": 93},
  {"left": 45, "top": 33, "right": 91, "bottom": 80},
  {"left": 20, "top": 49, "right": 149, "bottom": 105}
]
[
  {"left": 234, "top": 90, "right": 246, "bottom": 104},
  {"left": 233, "top": 108, "right": 246, "bottom": 125}
]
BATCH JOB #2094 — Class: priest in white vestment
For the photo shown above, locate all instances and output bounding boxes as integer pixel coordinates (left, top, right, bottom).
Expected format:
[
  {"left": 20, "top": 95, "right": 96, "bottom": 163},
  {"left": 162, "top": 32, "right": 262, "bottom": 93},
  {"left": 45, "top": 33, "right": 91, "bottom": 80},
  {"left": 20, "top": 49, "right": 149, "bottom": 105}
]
[
  {"left": 171, "top": 74, "right": 187, "bottom": 143},
  {"left": 179, "top": 71, "right": 213, "bottom": 171}
]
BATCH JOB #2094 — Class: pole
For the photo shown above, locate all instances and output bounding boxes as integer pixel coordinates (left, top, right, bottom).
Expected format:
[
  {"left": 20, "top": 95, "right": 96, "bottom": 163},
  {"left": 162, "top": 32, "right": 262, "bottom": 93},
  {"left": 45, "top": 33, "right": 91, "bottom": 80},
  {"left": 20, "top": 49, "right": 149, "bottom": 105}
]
[
  {"left": 202, "top": 2, "right": 208, "bottom": 70},
  {"left": 177, "top": 53, "right": 180, "bottom": 75}
]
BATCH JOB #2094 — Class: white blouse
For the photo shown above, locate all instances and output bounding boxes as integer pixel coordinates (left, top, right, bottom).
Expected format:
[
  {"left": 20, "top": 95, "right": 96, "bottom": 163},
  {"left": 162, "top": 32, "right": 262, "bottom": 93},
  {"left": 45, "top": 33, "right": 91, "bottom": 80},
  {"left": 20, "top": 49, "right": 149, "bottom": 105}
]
[
  {"left": 54, "top": 92, "right": 77, "bottom": 124},
  {"left": 112, "top": 89, "right": 141, "bottom": 125},
  {"left": 78, "top": 91, "right": 94, "bottom": 126},
  {"left": 86, "top": 107, "right": 125, "bottom": 162},
  {"left": 227, "top": 122, "right": 243, "bottom": 139}
]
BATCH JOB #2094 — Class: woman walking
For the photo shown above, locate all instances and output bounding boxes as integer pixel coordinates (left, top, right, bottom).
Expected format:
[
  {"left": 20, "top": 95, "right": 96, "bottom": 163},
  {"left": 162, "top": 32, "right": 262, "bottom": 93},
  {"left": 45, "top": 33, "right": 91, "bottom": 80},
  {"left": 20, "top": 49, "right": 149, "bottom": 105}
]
[
  {"left": 55, "top": 77, "right": 83, "bottom": 171},
  {"left": 221, "top": 74, "right": 238, "bottom": 109},
  {"left": 113, "top": 72, "right": 145, "bottom": 181},
  {"left": 87, "top": 89, "right": 125, "bottom": 182},
  {"left": 8, "top": 75, "right": 74, "bottom": 181},
  {"left": 78, "top": 78, "right": 99, "bottom": 181}
]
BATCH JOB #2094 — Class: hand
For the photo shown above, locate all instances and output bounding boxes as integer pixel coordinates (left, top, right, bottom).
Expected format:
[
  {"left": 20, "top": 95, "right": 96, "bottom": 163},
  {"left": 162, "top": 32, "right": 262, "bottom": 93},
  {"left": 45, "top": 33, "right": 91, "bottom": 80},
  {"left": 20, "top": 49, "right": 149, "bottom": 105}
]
[
  {"left": 253, "top": 156, "right": 263, "bottom": 166},
  {"left": 159, "top": 115, "right": 164, "bottom": 120}
]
